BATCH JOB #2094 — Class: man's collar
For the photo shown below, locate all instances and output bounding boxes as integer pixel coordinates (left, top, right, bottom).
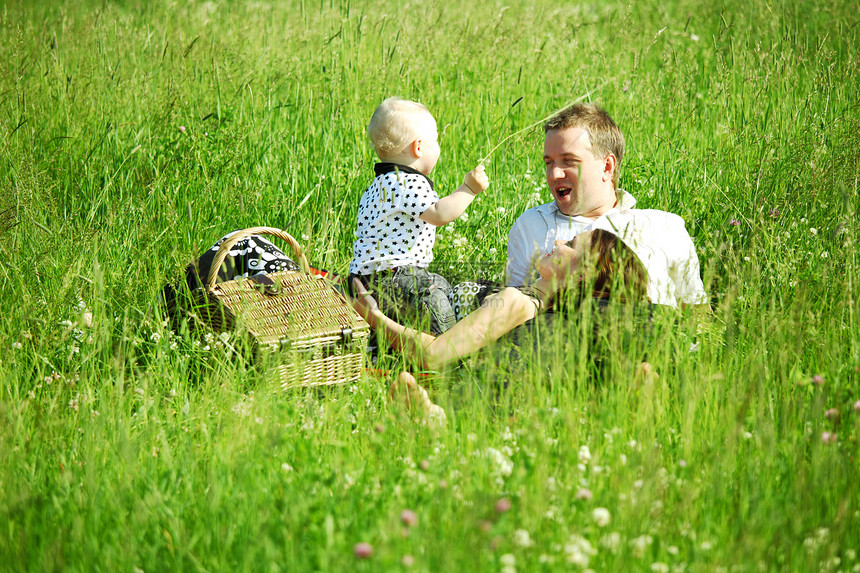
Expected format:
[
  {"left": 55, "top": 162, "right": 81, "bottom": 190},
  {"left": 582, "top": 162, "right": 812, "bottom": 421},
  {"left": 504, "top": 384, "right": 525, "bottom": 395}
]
[
  {"left": 545, "top": 189, "right": 638, "bottom": 217},
  {"left": 375, "top": 162, "right": 434, "bottom": 189},
  {"left": 617, "top": 190, "right": 637, "bottom": 209}
]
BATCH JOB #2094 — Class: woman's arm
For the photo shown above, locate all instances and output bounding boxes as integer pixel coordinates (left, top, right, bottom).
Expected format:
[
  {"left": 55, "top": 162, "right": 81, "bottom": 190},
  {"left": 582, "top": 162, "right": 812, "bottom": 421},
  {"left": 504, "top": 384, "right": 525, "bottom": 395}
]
[
  {"left": 351, "top": 280, "right": 437, "bottom": 361},
  {"left": 352, "top": 279, "right": 543, "bottom": 370}
]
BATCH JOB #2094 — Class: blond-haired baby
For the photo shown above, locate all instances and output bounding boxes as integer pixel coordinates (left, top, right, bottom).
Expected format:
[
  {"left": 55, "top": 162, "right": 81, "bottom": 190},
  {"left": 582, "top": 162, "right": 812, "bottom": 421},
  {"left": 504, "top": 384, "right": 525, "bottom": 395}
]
[{"left": 348, "top": 97, "right": 489, "bottom": 336}]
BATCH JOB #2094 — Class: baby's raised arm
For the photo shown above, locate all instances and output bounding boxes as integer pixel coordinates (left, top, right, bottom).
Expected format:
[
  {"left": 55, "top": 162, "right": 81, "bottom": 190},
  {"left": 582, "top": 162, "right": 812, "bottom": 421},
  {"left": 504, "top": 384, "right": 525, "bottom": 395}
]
[{"left": 418, "top": 164, "right": 489, "bottom": 227}]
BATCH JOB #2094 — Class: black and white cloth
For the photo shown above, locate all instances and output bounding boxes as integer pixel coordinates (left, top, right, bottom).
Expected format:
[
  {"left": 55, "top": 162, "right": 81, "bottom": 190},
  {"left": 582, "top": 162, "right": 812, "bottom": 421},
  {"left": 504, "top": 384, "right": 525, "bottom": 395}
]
[
  {"left": 162, "top": 232, "right": 300, "bottom": 312},
  {"left": 349, "top": 163, "right": 438, "bottom": 276}
]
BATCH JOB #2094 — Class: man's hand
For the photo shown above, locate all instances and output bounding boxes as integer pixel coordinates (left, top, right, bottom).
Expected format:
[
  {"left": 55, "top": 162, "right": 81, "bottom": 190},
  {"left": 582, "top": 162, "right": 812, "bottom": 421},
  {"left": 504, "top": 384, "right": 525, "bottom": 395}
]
[{"left": 464, "top": 164, "right": 489, "bottom": 195}]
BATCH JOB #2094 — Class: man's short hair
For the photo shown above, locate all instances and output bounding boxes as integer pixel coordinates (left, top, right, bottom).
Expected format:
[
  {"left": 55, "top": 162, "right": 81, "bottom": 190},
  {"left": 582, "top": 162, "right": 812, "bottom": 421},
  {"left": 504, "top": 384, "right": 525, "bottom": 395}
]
[
  {"left": 544, "top": 103, "right": 625, "bottom": 186},
  {"left": 367, "top": 97, "right": 434, "bottom": 156}
]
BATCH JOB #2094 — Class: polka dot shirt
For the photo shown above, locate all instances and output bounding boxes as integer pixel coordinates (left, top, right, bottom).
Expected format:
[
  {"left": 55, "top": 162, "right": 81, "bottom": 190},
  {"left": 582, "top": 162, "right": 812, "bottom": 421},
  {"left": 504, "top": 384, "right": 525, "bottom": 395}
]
[{"left": 350, "top": 163, "right": 438, "bottom": 275}]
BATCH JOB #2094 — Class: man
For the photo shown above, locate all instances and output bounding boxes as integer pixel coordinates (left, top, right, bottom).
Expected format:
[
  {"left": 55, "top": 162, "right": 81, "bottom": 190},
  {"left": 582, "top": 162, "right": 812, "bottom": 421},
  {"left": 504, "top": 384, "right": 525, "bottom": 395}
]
[{"left": 506, "top": 103, "right": 707, "bottom": 307}]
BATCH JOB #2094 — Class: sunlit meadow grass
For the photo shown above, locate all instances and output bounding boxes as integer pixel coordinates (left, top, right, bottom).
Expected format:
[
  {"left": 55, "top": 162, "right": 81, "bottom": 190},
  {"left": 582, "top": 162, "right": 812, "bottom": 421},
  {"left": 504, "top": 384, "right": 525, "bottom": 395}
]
[{"left": 1, "top": 0, "right": 858, "bottom": 571}]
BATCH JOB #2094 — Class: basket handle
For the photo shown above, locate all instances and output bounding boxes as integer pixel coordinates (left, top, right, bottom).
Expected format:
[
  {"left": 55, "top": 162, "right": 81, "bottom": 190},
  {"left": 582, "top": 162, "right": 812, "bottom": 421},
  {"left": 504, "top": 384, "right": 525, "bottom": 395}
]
[{"left": 206, "top": 226, "right": 311, "bottom": 291}]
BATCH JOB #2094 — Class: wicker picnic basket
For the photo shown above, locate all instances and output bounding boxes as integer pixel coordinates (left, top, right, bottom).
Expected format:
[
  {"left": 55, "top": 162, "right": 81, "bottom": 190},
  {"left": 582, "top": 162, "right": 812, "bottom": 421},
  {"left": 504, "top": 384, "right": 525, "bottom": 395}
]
[{"left": 179, "top": 227, "right": 369, "bottom": 389}]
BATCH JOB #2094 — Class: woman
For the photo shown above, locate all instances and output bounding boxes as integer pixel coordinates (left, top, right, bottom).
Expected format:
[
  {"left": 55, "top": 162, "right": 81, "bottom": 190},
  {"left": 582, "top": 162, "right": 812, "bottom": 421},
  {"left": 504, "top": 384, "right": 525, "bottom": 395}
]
[
  {"left": 352, "top": 228, "right": 652, "bottom": 424},
  {"left": 352, "top": 228, "right": 649, "bottom": 369}
]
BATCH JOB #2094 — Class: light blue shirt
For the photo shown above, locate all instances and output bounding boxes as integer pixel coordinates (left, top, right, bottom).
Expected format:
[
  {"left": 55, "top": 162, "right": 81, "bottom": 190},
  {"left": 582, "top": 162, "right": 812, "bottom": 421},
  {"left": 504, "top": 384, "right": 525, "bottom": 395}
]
[{"left": 505, "top": 191, "right": 638, "bottom": 287}]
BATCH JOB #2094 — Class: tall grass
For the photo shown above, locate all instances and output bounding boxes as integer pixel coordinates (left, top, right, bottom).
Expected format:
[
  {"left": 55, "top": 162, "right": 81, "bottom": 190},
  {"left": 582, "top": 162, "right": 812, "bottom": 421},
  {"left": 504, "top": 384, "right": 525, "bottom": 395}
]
[{"left": 1, "top": 0, "right": 858, "bottom": 571}]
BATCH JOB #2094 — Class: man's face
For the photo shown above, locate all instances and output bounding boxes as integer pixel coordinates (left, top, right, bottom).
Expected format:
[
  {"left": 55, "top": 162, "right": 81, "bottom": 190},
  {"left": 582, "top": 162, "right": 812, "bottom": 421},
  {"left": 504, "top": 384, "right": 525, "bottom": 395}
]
[{"left": 544, "top": 127, "right": 614, "bottom": 217}]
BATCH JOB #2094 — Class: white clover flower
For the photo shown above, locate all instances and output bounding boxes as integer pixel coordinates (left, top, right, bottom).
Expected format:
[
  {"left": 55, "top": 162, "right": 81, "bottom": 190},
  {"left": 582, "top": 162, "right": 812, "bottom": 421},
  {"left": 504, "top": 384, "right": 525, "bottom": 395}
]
[
  {"left": 651, "top": 562, "right": 669, "bottom": 573},
  {"left": 12, "top": 342, "right": 22, "bottom": 350},
  {"left": 478, "top": 447, "right": 513, "bottom": 477},
  {"left": 459, "top": 211, "right": 469, "bottom": 223},
  {"left": 231, "top": 401, "right": 251, "bottom": 418},
  {"left": 500, "top": 553, "right": 516, "bottom": 566},
  {"left": 496, "top": 206, "right": 507, "bottom": 215},
  {"left": 150, "top": 331, "right": 161, "bottom": 343},
  {"left": 810, "top": 227, "right": 818, "bottom": 235},
  {"left": 281, "top": 462, "right": 293, "bottom": 472},
  {"left": 578, "top": 445, "right": 592, "bottom": 464},
  {"left": 600, "top": 532, "right": 622, "bottom": 553},
  {"left": 630, "top": 535, "right": 653, "bottom": 558},
  {"left": 592, "top": 507, "right": 611, "bottom": 527},
  {"left": 821, "top": 251, "right": 829, "bottom": 259},
  {"left": 565, "top": 535, "right": 596, "bottom": 567},
  {"left": 513, "top": 529, "right": 532, "bottom": 547}
]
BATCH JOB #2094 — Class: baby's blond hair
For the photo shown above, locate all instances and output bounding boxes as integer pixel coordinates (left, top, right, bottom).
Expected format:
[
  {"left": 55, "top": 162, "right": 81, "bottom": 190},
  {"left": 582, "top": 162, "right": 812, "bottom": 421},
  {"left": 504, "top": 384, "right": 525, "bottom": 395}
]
[{"left": 367, "top": 97, "right": 434, "bottom": 157}]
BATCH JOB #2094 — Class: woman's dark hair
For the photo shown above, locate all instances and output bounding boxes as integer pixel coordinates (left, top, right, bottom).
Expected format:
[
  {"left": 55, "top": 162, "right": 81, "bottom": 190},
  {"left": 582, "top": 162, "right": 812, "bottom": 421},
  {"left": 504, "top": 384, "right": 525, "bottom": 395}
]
[
  {"left": 587, "top": 229, "right": 648, "bottom": 301},
  {"left": 551, "top": 229, "right": 648, "bottom": 310}
]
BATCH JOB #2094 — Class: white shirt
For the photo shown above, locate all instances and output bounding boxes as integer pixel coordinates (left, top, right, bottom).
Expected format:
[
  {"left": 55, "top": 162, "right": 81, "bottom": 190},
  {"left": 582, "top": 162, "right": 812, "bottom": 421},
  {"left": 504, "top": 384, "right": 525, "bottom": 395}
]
[
  {"left": 349, "top": 163, "right": 438, "bottom": 275},
  {"left": 506, "top": 191, "right": 638, "bottom": 286},
  {"left": 506, "top": 192, "right": 707, "bottom": 307},
  {"left": 591, "top": 209, "right": 708, "bottom": 307}
]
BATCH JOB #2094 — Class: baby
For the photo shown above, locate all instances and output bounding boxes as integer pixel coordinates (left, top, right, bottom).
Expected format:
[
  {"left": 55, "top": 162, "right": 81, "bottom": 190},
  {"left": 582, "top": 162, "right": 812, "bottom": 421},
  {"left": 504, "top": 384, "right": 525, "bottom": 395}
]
[{"left": 348, "top": 97, "right": 489, "bottom": 335}]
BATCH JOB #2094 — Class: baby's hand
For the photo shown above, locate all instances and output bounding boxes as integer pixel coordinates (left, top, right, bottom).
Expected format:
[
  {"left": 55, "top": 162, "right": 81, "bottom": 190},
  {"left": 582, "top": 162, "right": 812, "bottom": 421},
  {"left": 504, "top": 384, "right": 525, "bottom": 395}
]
[{"left": 464, "top": 165, "right": 490, "bottom": 195}]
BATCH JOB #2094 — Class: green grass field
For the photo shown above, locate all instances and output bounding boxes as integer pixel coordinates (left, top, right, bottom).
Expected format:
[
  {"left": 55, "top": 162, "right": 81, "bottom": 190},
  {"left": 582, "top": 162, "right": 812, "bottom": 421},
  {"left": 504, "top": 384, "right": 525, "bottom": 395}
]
[{"left": 1, "top": 0, "right": 858, "bottom": 571}]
